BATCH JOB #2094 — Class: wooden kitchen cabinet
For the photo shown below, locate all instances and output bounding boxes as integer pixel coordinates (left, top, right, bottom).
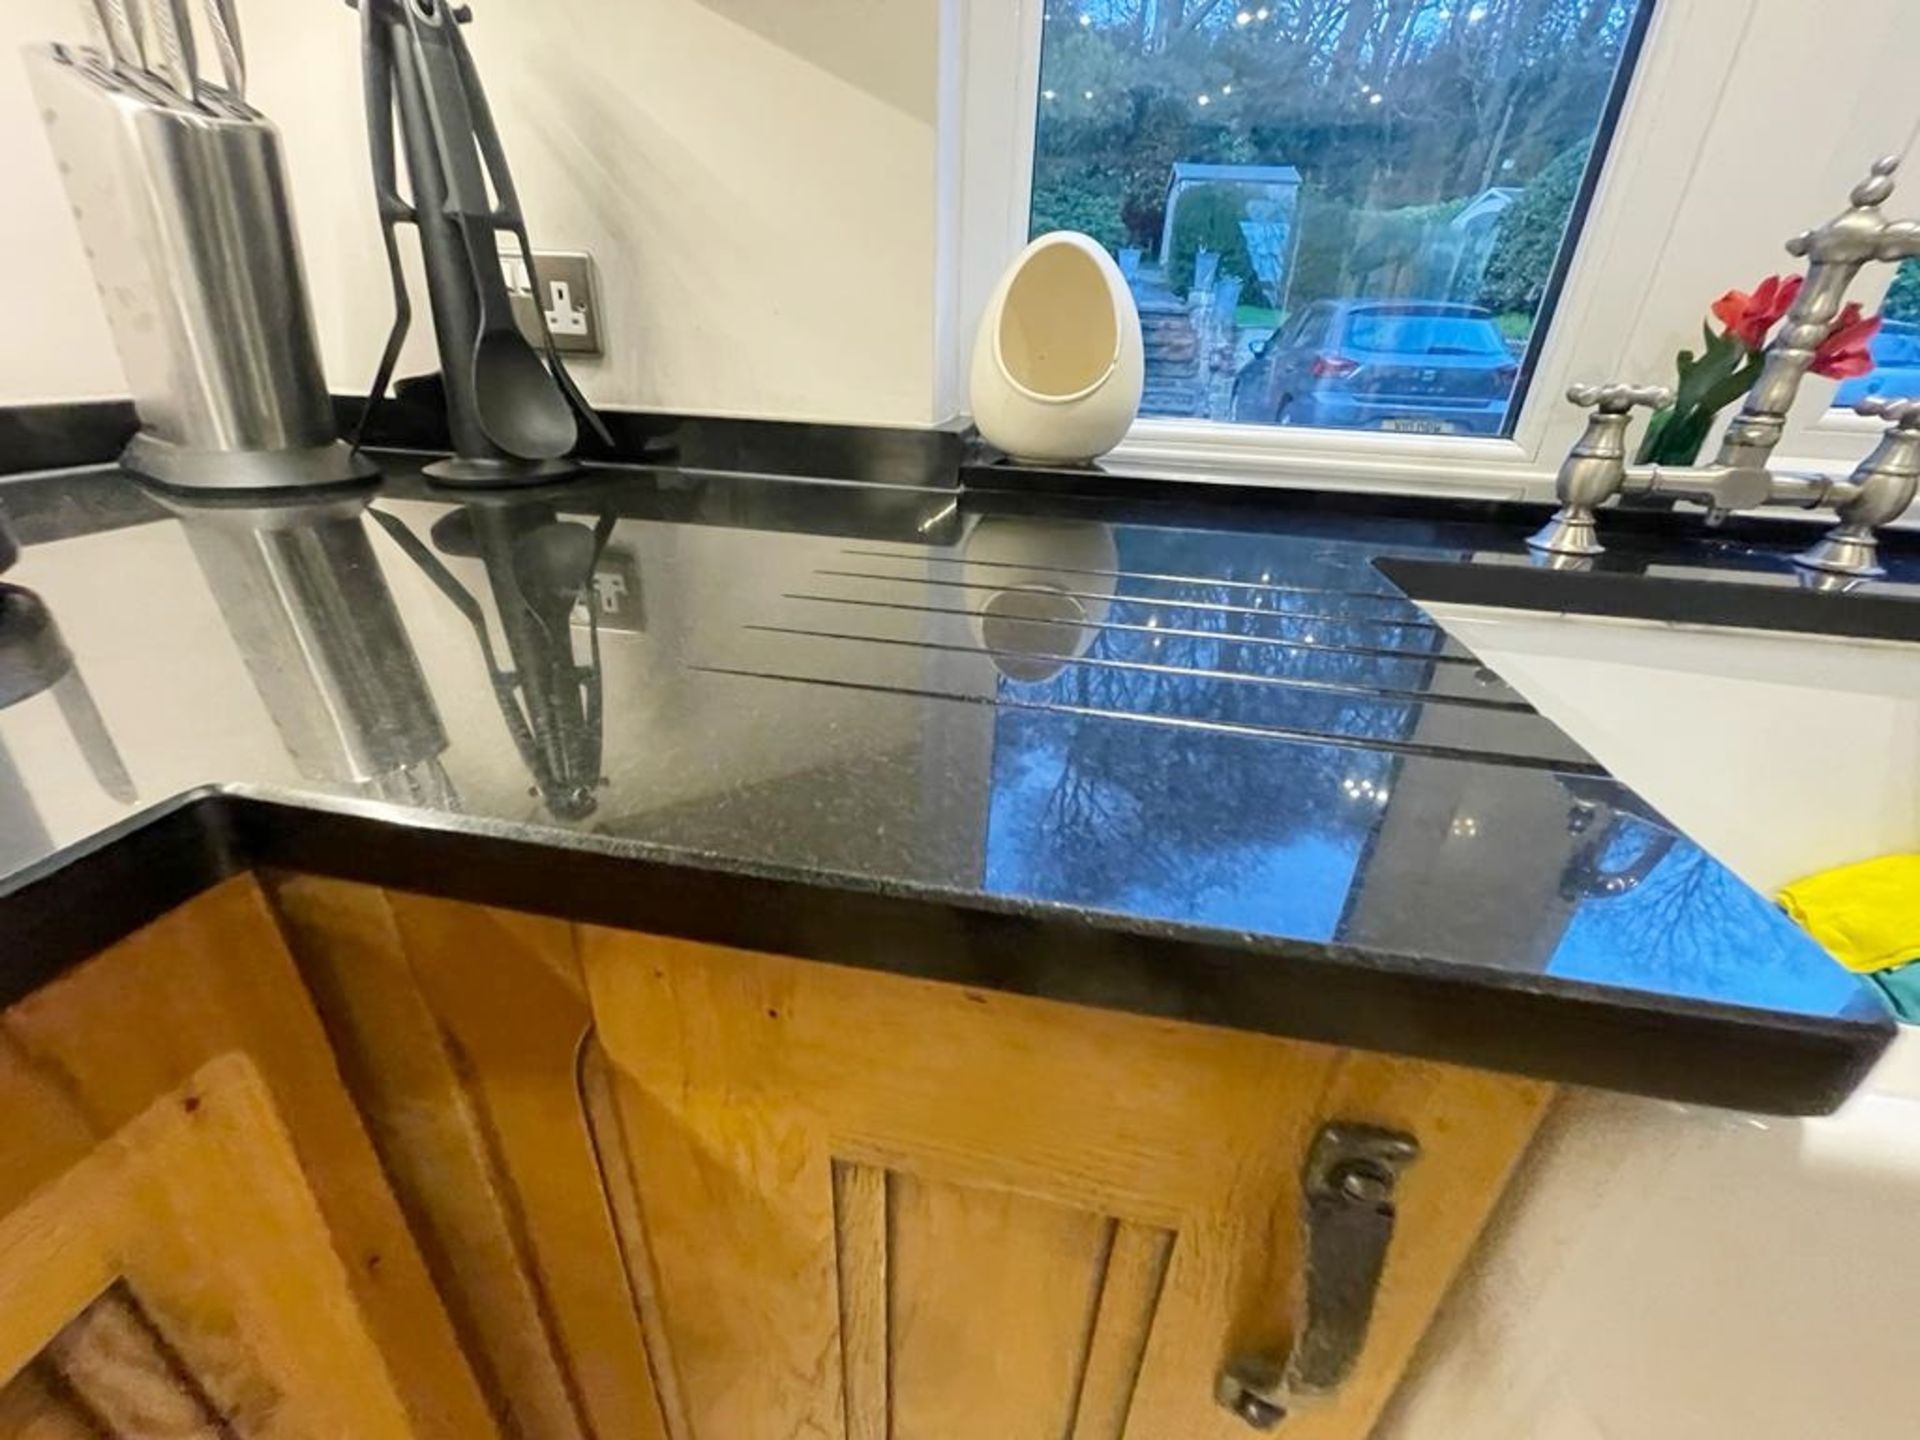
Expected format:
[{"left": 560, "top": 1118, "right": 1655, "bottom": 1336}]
[
  {"left": 264, "top": 876, "right": 1553, "bottom": 1440},
  {"left": 0, "top": 875, "right": 498, "bottom": 1439},
  {"left": 265, "top": 874, "right": 671, "bottom": 1440}
]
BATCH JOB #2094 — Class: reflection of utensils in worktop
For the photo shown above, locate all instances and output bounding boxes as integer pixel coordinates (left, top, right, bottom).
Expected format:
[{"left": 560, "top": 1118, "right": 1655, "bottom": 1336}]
[
  {"left": 368, "top": 493, "right": 618, "bottom": 820},
  {"left": 0, "top": 581, "right": 135, "bottom": 807},
  {"left": 351, "top": 0, "right": 609, "bottom": 488},
  {"left": 27, "top": 2, "right": 374, "bottom": 492},
  {"left": 153, "top": 489, "right": 455, "bottom": 807}
]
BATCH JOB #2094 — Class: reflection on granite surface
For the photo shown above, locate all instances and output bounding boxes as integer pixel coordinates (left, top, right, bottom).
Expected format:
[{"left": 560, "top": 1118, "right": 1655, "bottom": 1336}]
[
  {"left": 160, "top": 490, "right": 453, "bottom": 807},
  {"left": 369, "top": 493, "right": 616, "bottom": 820},
  {"left": 0, "top": 459, "right": 1885, "bottom": 1028},
  {"left": 0, "top": 528, "right": 133, "bottom": 870}
]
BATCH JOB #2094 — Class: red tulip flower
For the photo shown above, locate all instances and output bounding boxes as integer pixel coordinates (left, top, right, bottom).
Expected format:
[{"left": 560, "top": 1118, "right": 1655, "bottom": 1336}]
[
  {"left": 1811, "top": 302, "right": 1882, "bottom": 380},
  {"left": 1641, "top": 274, "right": 1888, "bottom": 467},
  {"left": 1711, "top": 274, "right": 1803, "bottom": 349}
]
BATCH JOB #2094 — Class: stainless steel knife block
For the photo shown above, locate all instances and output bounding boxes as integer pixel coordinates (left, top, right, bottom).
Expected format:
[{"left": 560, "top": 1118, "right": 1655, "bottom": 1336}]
[{"left": 26, "top": 44, "right": 374, "bottom": 491}]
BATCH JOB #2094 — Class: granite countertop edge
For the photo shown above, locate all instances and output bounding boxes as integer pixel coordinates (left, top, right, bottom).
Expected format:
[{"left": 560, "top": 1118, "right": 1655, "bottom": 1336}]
[{"left": 2, "top": 782, "right": 1892, "bottom": 1118}]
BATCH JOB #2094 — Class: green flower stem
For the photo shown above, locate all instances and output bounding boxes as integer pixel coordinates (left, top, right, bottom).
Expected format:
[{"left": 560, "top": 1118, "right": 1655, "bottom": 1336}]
[{"left": 1635, "top": 327, "right": 1766, "bottom": 467}]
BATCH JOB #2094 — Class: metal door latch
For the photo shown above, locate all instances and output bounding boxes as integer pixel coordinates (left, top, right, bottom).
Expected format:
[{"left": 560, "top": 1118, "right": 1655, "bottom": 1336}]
[{"left": 1216, "top": 1122, "right": 1421, "bottom": 1430}]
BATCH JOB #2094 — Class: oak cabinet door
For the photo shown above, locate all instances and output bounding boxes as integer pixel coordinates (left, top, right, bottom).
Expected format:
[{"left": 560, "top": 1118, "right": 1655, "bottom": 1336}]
[
  {"left": 0, "top": 1054, "right": 423, "bottom": 1438},
  {"left": 257, "top": 877, "right": 1549, "bottom": 1440},
  {"left": 0, "top": 876, "right": 498, "bottom": 1440},
  {"left": 579, "top": 927, "right": 1552, "bottom": 1440},
  {"left": 266, "top": 876, "right": 670, "bottom": 1440}
]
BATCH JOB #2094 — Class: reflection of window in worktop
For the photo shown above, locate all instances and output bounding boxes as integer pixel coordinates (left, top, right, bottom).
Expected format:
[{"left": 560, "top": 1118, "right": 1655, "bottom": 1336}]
[{"left": 970, "top": 520, "right": 1815, "bottom": 993}]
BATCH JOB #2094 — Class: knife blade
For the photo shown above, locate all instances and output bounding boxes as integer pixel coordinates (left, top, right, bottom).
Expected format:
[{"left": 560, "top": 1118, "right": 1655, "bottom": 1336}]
[{"left": 203, "top": 0, "right": 245, "bottom": 101}]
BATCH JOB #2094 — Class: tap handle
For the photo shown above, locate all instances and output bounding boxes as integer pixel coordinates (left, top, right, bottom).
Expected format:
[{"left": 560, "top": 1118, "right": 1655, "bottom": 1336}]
[
  {"left": 1788, "top": 155, "right": 1907, "bottom": 259},
  {"left": 1851, "top": 155, "right": 1902, "bottom": 209},
  {"left": 1855, "top": 395, "right": 1920, "bottom": 431},
  {"left": 1567, "top": 382, "right": 1673, "bottom": 414}
]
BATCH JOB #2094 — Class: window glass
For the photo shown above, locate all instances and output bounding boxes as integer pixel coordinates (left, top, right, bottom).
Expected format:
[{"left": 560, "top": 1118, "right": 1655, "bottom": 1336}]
[
  {"left": 1029, "top": 0, "right": 1652, "bottom": 436},
  {"left": 1833, "top": 258, "right": 1920, "bottom": 410}
]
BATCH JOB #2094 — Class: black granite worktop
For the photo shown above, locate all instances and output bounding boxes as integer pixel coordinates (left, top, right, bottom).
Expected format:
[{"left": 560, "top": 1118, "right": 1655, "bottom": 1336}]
[{"left": 0, "top": 450, "right": 1907, "bottom": 1114}]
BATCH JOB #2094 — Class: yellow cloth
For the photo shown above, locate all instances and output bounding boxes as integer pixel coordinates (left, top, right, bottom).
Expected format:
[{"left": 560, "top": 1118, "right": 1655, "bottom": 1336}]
[{"left": 1778, "top": 855, "right": 1920, "bottom": 974}]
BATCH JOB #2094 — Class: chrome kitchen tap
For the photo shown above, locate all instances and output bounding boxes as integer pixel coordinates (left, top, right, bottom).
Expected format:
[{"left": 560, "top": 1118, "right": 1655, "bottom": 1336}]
[{"left": 1530, "top": 156, "right": 1920, "bottom": 577}]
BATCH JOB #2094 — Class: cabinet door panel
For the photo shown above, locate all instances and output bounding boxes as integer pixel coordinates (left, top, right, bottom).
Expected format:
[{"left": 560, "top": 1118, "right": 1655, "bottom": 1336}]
[
  {"left": 0, "top": 1055, "right": 420, "bottom": 1439},
  {"left": 1, "top": 875, "right": 498, "bottom": 1440},
  {"left": 881, "top": 1168, "right": 1171, "bottom": 1440},
  {"left": 581, "top": 926, "right": 1553, "bottom": 1440}
]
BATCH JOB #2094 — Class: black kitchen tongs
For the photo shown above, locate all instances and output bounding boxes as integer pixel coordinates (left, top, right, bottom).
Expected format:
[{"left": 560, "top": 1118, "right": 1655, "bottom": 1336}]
[{"left": 350, "top": 0, "right": 610, "bottom": 485}]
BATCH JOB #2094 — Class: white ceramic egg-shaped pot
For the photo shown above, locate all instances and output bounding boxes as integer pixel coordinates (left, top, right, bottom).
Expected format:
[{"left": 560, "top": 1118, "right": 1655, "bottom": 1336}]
[{"left": 970, "top": 232, "right": 1144, "bottom": 465}]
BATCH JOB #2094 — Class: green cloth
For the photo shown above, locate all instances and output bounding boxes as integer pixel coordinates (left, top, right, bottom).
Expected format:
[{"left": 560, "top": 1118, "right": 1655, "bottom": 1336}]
[{"left": 1872, "top": 965, "right": 1920, "bottom": 1023}]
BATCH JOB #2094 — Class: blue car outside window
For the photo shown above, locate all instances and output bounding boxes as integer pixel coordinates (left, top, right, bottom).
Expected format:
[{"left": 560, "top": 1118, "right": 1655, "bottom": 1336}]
[
  {"left": 1872, "top": 327, "right": 1920, "bottom": 366},
  {"left": 1343, "top": 313, "right": 1506, "bottom": 357}
]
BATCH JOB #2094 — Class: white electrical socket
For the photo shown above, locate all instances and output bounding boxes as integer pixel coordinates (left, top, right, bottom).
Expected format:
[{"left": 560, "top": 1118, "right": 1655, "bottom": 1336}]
[
  {"left": 546, "top": 280, "right": 589, "bottom": 337},
  {"left": 499, "top": 249, "right": 602, "bottom": 356}
]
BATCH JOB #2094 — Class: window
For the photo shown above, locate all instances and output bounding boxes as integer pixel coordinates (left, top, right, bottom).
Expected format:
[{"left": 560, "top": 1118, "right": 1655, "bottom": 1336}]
[
  {"left": 956, "top": 1, "right": 1920, "bottom": 494},
  {"left": 1833, "top": 257, "right": 1920, "bottom": 411},
  {"left": 1026, "top": 0, "right": 1652, "bottom": 437}
]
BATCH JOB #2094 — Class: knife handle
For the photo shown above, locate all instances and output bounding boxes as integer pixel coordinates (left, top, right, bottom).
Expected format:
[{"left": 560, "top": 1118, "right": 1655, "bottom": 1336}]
[
  {"left": 139, "top": 0, "right": 200, "bottom": 106},
  {"left": 203, "top": 0, "right": 245, "bottom": 100},
  {"left": 92, "top": 0, "right": 147, "bottom": 70}
]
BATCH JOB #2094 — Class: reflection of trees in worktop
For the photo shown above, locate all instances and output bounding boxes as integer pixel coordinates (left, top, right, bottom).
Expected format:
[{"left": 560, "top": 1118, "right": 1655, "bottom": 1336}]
[
  {"left": 1021, "top": 529, "right": 1448, "bottom": 728},
  {"left": 1550, "top": 819, "right": 1866, "bottom": 1014},
  {"left": 986, "top": 531, "right": 1443, "bottom": 925},
  {"left": 993, "top": 703, "right": 1393, "bottom": 925}
]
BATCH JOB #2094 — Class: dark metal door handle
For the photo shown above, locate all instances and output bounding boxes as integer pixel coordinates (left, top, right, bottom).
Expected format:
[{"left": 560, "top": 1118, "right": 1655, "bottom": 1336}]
[{"left": 1216, "top": 1122, "right": 1421, "bottom": 1430}]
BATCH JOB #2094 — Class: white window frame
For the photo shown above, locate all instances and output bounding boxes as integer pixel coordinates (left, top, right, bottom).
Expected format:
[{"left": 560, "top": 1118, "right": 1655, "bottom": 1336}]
[{"left": 951, "top": 0, "right": 1920, "bottom": 504}]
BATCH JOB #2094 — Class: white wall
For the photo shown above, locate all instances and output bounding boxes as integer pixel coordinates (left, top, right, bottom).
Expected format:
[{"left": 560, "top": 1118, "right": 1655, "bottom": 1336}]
[
  {"left": 1378, "top": 1043, "right": 1920, "bottom": 1440},
  {"left": 0, "top": 0, "right": 958, "bottom": 425}
]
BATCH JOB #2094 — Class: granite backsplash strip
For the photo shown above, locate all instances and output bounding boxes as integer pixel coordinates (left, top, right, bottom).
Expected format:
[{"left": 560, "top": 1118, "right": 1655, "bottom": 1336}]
[
  {"left": 0, "top": 389, "right": 973, "bottom": 490},
  {"left": 0, "top": 399, "right": 138, "bottom": 476}
]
